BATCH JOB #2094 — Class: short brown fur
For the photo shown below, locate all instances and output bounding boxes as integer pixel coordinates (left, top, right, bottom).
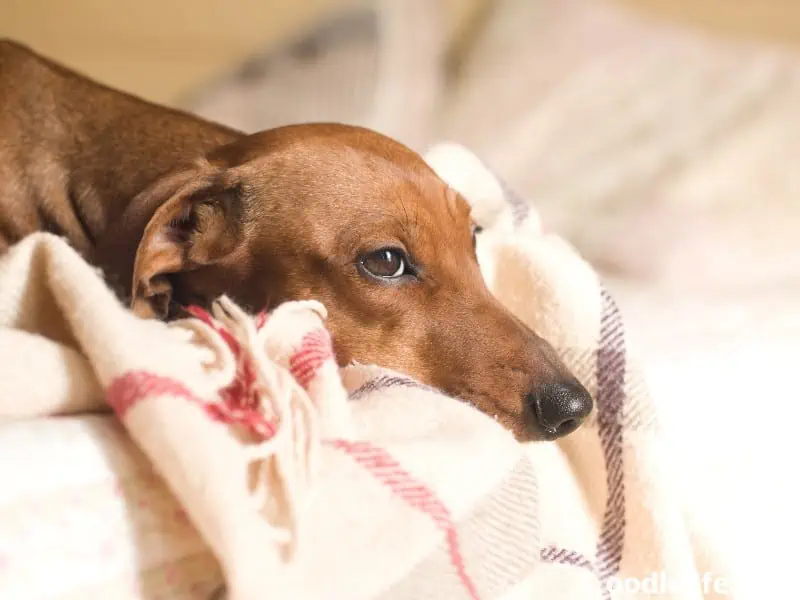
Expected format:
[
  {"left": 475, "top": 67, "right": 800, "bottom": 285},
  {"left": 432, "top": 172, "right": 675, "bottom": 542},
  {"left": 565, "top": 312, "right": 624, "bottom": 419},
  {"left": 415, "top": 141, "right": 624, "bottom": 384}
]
[{"left": 0, "top": 40, "right": 592, "bottom": 441}]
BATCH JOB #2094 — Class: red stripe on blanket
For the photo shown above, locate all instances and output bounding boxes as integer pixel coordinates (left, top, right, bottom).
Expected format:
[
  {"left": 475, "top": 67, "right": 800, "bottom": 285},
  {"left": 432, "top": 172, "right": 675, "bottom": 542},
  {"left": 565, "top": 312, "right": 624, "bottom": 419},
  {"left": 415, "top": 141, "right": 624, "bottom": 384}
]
[
  {"left": 185, "top": 305, "right": 242, "bottom": 355},
  {"left": 289, "top": 329, "right": 333, "bottom": 388},
  {"left": 254, "top": 310, "right": 270, "bottom": 330},
  {"left": 108, "top": 367, "right": 479, "bottom": 597},
  {"left": 186, "top": 305, "right": 277, "bottom": 435},
  {"left": 108, "top": 308, "right": 327, "bottom": 433},
  {"left": 108, "top": 308, "right": 477, "bottom": 599},
  {"left": 329, "top": 439, "right": 481, "bottom": 600},
  {"left": 105, "top": 370, "right": 276, "bottom": 437},
  {"left": 106, "top": 371, "right": 196, "bottom": 417}
]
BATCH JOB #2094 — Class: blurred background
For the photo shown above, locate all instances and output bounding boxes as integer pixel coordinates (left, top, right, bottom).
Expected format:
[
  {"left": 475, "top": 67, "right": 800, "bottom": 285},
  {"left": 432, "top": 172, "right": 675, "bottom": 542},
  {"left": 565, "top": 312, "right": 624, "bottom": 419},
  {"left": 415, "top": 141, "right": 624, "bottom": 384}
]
[{"left": 3, "top": 0, "right": 799, "bottom": 591}]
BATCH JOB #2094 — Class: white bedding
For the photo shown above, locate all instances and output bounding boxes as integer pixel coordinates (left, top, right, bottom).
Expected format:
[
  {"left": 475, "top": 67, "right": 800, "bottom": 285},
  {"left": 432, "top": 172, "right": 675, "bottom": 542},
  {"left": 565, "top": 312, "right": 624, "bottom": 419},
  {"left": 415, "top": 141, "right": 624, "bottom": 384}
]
[
  {"left": 0, "top": 143, "right": 739, "bottom": 599},
  {"left": 0, "top": 415, "right": 221, "bottom": 599}
]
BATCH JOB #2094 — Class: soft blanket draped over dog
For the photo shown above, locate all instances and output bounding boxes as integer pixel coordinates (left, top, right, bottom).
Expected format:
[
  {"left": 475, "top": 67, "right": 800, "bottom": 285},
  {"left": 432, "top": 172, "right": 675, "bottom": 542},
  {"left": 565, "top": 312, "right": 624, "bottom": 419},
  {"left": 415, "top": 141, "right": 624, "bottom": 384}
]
[{"left": 0, "top": 145, "right": 732, "bottom": 600}]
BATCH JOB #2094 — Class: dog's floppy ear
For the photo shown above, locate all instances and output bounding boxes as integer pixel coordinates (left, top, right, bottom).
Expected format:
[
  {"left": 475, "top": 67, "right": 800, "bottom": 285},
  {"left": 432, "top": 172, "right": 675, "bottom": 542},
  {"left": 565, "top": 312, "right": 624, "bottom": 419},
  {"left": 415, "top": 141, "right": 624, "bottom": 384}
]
[{"left": 130, "top": 167, "right": 245, "bottom": 319}]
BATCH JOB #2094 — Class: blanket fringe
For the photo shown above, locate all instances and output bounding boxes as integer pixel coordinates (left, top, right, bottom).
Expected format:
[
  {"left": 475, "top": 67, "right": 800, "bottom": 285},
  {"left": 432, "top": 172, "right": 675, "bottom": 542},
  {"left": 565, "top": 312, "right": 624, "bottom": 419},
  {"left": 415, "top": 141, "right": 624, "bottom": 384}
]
[{"left": 174, "top": 296, "right": 321, "bottom": 555}]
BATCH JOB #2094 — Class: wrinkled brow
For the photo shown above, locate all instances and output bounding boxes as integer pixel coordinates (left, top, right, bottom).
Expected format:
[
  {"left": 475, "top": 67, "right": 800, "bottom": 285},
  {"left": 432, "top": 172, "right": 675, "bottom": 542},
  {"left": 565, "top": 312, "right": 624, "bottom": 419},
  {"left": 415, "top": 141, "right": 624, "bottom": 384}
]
[{"left": 333, "top": 209, "right": 420, "bottom": 256}]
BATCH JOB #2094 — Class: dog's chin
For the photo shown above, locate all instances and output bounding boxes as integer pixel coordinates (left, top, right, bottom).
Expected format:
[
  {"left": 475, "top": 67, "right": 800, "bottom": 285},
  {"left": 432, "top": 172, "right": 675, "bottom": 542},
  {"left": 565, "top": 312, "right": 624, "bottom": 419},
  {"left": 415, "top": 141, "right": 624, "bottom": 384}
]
[{"left": 453, "top": 399, "right": 537, "bottom": 443}]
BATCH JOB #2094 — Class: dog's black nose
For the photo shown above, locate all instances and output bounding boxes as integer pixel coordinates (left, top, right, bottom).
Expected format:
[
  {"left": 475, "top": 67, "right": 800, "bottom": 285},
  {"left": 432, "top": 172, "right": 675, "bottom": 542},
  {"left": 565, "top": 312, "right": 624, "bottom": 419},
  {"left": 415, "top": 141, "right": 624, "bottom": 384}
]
[{"left": 527, "top": 381, "right": 593, "bottom": 440}]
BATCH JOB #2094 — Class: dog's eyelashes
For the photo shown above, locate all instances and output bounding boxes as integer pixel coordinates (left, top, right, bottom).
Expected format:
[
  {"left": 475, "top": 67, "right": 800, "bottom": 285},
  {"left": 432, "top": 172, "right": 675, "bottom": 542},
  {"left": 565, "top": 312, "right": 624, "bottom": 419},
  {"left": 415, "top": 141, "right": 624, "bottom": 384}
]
[{"left": 359, "top": 248, "right": 409, "bottom": 280}]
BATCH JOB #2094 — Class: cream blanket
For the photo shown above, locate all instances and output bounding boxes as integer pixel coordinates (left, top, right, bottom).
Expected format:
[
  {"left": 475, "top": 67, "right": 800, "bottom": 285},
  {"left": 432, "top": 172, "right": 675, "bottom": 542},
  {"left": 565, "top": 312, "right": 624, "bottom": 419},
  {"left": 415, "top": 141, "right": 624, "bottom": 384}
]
[{"left": 0, "top": 144, "right": 732, "bottom": 600}]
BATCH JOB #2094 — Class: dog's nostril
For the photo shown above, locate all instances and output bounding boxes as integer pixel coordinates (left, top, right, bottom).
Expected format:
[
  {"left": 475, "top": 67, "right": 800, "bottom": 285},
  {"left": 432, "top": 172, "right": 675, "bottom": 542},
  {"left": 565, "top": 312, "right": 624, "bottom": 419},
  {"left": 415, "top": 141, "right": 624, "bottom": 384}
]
[
  {"left": 528, "top": 381, "right": 593, "bottom": 440},
  {"left": 553, "top": 418, "right": 579, "bottom": 437}
]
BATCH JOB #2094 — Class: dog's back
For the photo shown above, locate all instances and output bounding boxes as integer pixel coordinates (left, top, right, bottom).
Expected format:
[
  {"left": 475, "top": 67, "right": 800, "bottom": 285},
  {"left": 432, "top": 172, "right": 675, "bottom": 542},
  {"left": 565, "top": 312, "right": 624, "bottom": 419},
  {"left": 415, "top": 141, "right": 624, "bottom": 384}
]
[{"left": 0, "top": 40, "right": 240, "bottom": 253}]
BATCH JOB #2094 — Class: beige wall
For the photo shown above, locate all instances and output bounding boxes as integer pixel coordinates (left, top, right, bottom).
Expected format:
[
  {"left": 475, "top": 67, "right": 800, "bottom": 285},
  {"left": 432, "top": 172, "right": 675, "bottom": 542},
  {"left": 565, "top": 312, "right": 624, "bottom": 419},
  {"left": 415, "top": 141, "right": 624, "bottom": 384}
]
[
  {"left": 0, "top": 0, "right": 484, "bottom": 107},
  {"left": 0, "top": 0, "right": 363, "bottom": 105},
  {"left": 2, "top": 0, "right": 798, "bottom": 107},
  {"left": 615, "top": 0, "right": 800, "bottom": 48}
]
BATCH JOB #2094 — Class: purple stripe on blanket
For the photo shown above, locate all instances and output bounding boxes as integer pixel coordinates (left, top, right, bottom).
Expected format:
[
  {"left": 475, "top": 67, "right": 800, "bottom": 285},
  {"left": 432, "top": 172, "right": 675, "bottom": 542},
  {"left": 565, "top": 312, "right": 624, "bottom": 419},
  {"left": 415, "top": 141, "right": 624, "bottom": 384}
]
[
  {"left": 349, "top": 375, "right": 440, "bottom": 402},
  {"left": 595, "top": 288, "right": 627, "bottom": 582},
  {"left": 379, "top": 456, "right": 540, "bottom": 600},
  {"left": 497, "top": 177, "right": 531, "bottom": 226},
  {"left": 531, "top": 291, "right": 627, "bottom": 599},
  {"left": 496, "top": 178, "right": 628, "bottom": 596},
  {"left": 540, "top": 545, "right": 595, "bottom": 572}
]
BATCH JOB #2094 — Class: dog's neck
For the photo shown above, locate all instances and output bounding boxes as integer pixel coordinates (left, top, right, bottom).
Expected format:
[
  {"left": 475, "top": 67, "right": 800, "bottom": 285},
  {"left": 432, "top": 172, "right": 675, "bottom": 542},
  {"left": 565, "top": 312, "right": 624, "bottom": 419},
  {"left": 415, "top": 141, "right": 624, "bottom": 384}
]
[
  {"left": 58, "top": 94, "right": 240, "bottom": 252},
  {"left": 0, "top": 41, "right": 243, "bottom": 292}
]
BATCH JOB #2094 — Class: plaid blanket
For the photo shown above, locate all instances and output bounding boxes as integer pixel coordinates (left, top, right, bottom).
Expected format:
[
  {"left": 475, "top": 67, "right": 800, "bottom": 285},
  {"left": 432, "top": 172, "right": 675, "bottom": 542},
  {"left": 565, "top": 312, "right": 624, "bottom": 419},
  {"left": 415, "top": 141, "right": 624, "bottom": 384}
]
[{"left": 0, "top": 144, "right": 733, "bottom": 599}]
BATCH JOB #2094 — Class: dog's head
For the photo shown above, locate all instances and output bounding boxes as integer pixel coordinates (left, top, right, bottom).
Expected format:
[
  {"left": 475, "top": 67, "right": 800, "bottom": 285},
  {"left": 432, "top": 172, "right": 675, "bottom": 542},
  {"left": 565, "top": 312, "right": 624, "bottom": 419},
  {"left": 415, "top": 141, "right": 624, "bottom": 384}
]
[{"left": 125, "top": 123, "right": 592, "bottom": 441}]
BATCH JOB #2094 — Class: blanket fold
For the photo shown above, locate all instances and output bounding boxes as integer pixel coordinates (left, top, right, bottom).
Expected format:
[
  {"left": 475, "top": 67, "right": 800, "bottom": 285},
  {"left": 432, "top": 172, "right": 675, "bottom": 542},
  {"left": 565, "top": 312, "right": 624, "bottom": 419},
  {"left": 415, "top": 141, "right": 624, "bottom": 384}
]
[{"left": 0, "top": 144, "right": 733, "bottom": 600}]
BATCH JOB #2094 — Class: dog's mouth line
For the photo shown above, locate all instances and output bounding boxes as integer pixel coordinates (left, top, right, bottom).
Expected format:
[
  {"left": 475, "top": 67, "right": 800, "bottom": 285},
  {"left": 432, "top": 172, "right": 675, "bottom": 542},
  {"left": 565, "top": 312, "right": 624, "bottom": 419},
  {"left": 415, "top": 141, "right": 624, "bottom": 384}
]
[{"left": 450, "top": 388, "right": 521, "bottom": 419}]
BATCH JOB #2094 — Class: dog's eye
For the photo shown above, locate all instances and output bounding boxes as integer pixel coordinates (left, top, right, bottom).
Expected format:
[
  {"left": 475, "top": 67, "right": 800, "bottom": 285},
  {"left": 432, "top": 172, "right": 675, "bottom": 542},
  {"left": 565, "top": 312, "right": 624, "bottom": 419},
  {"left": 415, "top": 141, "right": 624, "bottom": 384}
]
[{"left": 360, "top": 248, "right": 408, "bottom": 279}]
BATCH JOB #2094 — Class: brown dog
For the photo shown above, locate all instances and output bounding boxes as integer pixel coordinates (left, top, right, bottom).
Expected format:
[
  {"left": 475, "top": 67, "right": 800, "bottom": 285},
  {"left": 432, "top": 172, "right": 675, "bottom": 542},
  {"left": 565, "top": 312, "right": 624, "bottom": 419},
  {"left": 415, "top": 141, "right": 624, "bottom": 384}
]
[{"left": 0, "top": 40, "right": 592, "bottom": 441}]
